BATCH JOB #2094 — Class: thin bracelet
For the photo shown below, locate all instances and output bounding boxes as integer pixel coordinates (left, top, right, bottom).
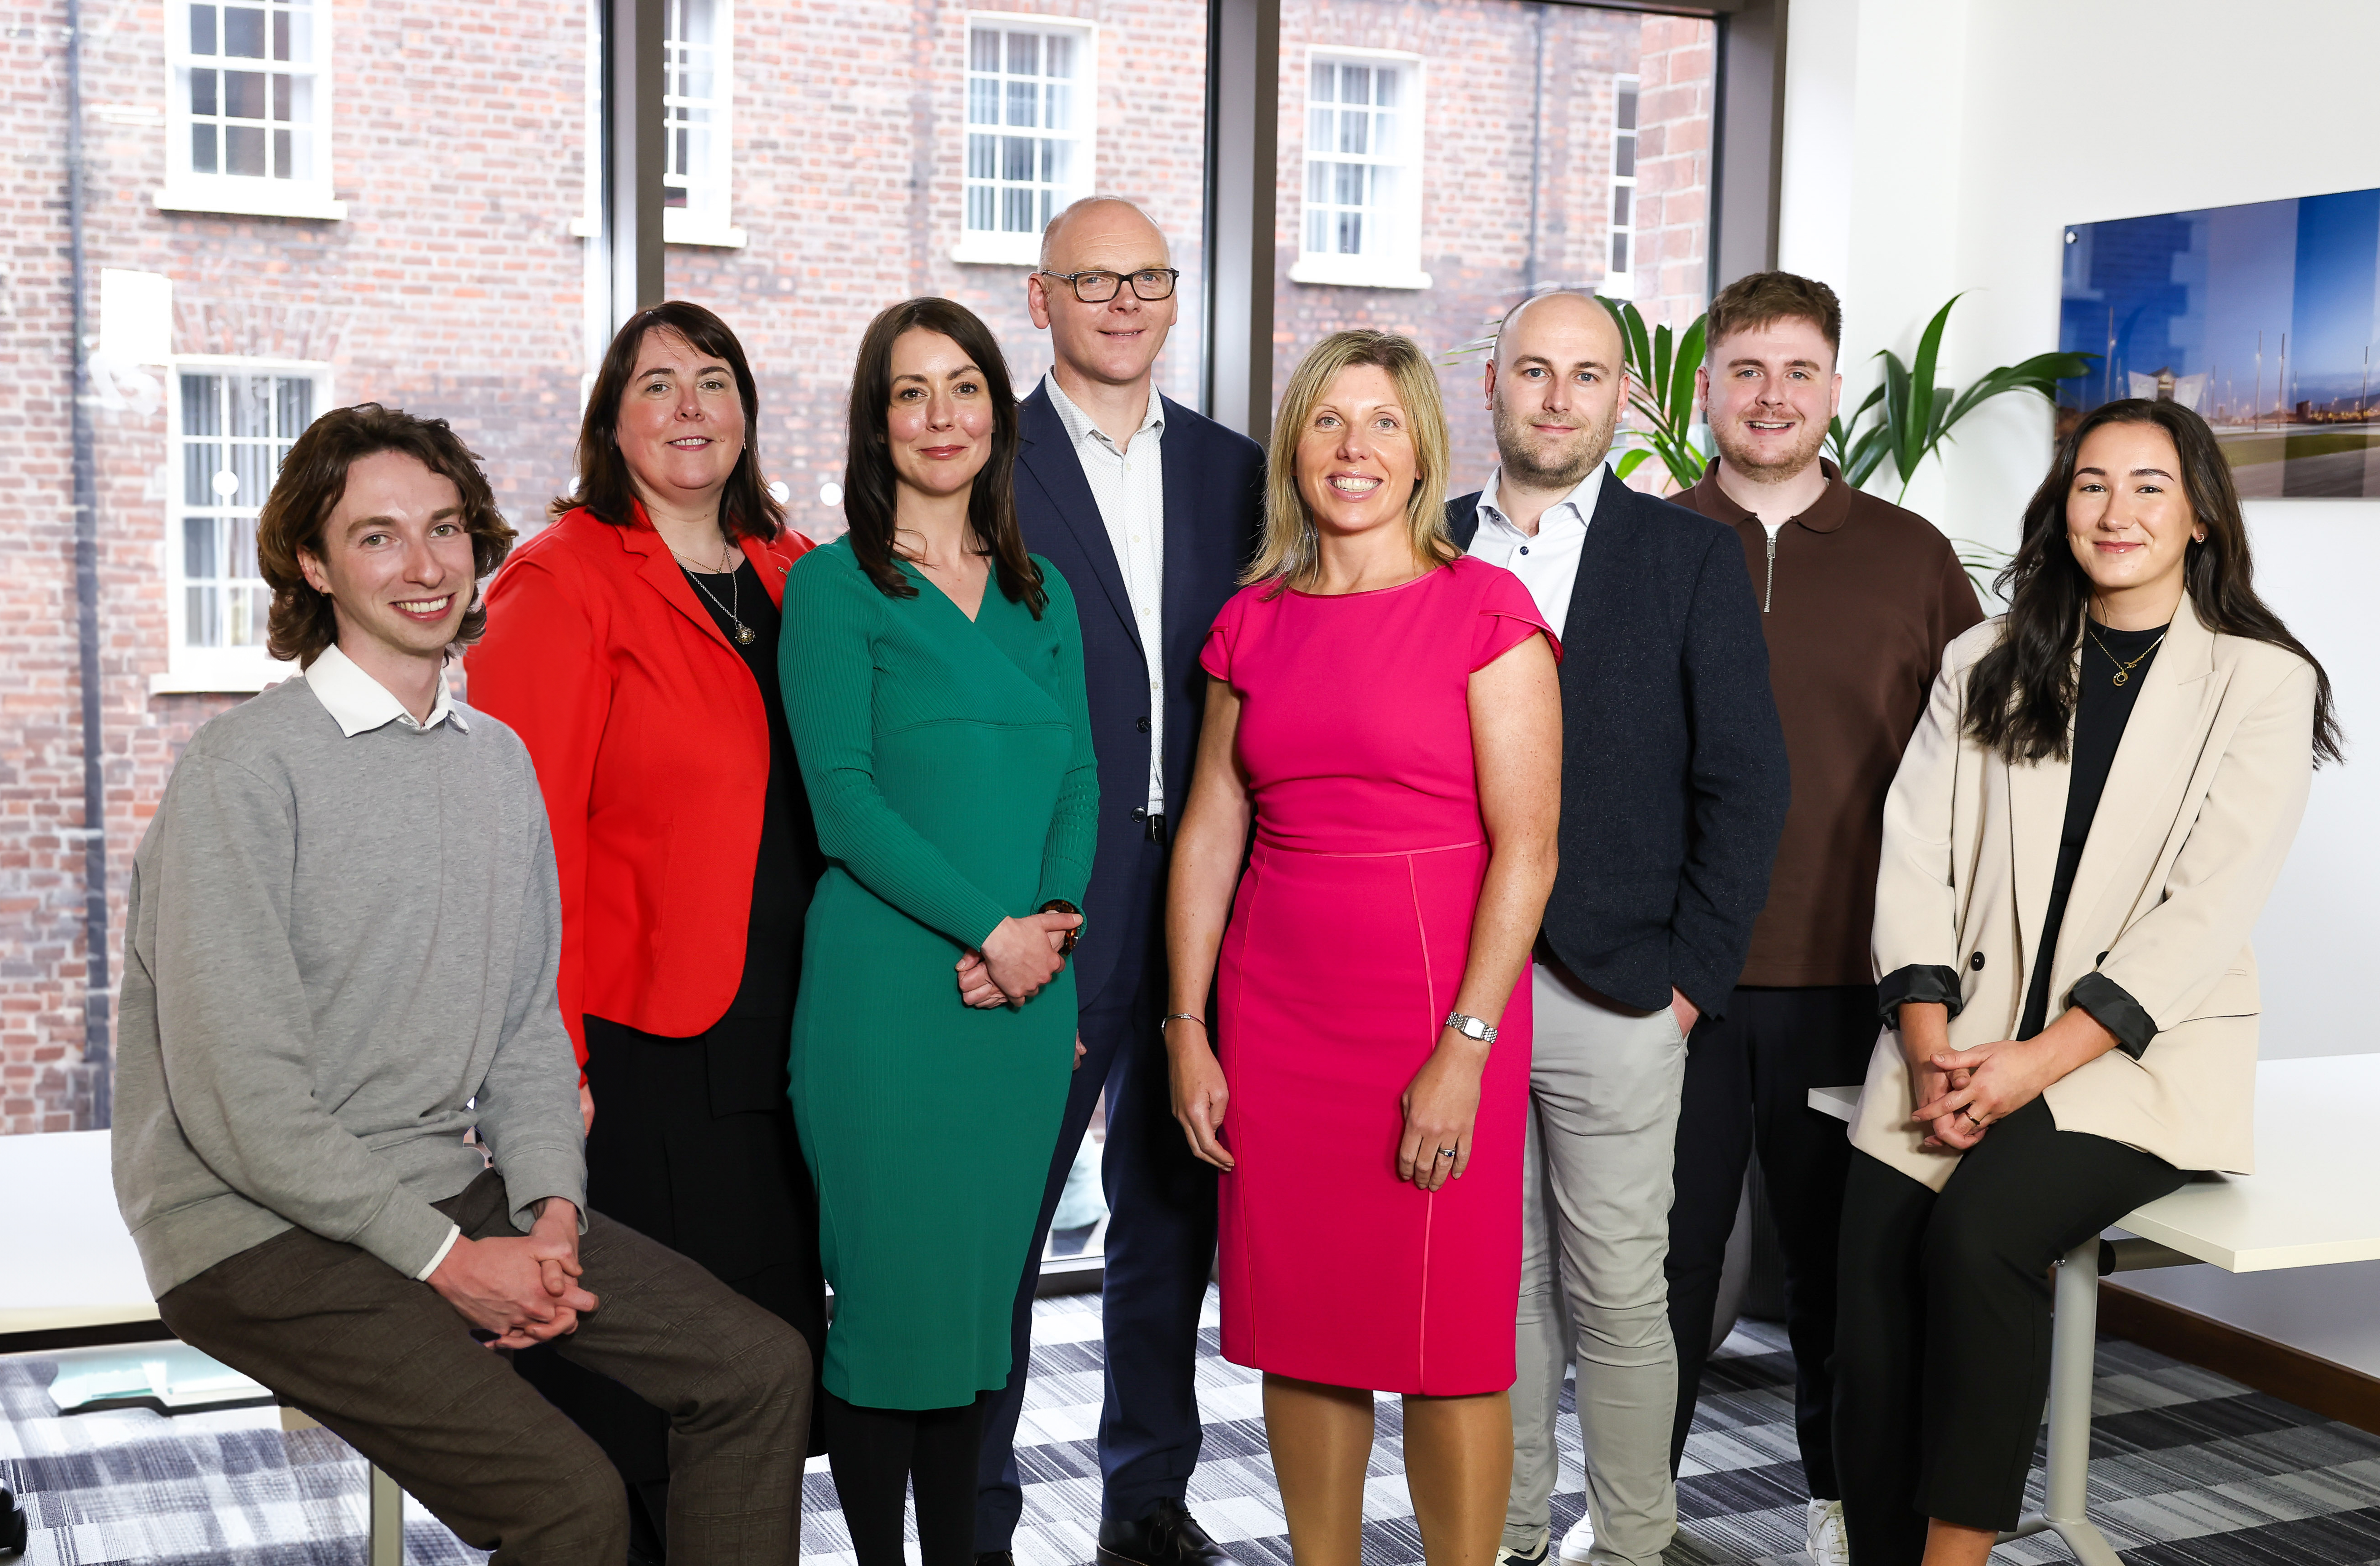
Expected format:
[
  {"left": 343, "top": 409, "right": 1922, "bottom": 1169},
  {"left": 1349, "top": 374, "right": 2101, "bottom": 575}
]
[{"left": 1161, "top": 1012, "right": 1207, "bottom": 1032}]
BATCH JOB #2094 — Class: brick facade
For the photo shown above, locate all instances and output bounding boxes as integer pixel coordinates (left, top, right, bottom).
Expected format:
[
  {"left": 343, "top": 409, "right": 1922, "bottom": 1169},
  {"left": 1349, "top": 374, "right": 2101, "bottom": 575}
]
[{"left": 0, "top": 0, "right": 1709, "bottom": 1135}]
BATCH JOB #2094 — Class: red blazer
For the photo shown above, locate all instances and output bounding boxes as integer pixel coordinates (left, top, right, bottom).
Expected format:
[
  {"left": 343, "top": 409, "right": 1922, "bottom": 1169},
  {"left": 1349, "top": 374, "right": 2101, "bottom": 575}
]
[{"left": 467, "top": 504, "right": 814, "bottom": 1065}]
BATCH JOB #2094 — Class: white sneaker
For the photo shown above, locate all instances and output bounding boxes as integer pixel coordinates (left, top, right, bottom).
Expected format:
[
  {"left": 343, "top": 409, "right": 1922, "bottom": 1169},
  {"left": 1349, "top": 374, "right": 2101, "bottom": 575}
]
[
  {"left": 1556, "top": 1512, "right": 1596, "bottom": 1564},
  {"left": 1493, "top": 1527, "right": 1550, "bottom": 1566},
  {"left": 1805, "top": 1498, "right": 1849, "bottom": 1565}
]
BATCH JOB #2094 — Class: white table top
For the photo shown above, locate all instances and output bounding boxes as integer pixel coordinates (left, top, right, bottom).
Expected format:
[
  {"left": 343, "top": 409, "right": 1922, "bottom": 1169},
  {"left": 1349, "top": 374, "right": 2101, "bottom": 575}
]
[
  {"left": 1810, "top": 1053, "right": 2380, "bottom": 1273},
  {"left": 0, "top": 1128, "right": 159, "bottom": 1338}
]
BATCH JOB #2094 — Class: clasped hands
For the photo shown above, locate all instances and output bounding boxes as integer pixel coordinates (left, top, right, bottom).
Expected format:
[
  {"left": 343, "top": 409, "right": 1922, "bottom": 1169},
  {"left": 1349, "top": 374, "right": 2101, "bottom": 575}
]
[
  {"left": 1908, "top": 1036, "right": 2062, "bottom": 1151},
  {"left": 953, "top": 909, "right": 1083, "bottom": 1008},
  {"left": 426, "top": 1197, "right": 597, "bottom": 1350}
]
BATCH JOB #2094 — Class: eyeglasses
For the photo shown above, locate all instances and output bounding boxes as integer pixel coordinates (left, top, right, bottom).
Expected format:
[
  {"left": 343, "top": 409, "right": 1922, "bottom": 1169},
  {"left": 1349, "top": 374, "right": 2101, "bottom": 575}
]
[{"left": 1039, "top": 268, "right": 1181, "bottom": 303}]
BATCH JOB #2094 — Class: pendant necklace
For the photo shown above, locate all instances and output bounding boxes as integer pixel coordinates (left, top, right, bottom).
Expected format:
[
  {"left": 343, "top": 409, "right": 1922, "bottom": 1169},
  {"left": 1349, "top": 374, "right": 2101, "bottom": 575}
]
[
  {"left": 676, "top": 545, "right": 755, "bottom": 644},
  {"left": 2084, "top": 622, "right": 2164, "bottom": 687}
]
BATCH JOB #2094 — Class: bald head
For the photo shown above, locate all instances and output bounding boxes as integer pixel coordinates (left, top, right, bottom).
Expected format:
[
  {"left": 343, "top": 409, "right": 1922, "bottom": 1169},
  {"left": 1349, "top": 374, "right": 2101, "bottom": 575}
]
[
  {"left": 1030, "top": 197, "right": 1180, "bottom": 403},
  {"left": 1494, "top": 290, "right": 1623, "bottom": 370},
  {"left": 1040, "top": 197, "right": 1170, "bottom": 273},
  {"left": 1485, "top": 290, "right": 1628, "bottom": 494}
]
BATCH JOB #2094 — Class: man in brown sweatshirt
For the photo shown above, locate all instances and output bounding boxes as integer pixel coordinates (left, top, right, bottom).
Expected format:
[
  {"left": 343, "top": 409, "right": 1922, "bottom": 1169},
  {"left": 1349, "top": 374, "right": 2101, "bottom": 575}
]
[{"left": 1664, "top": 272, "right": 1982, "bottom": 1565}]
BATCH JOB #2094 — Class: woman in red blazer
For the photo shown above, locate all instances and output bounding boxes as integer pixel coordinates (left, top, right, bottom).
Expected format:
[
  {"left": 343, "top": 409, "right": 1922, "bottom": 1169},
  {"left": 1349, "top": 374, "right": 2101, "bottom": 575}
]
[{"left": 469, "top": 300, "right": 824, "bottom": 1549}]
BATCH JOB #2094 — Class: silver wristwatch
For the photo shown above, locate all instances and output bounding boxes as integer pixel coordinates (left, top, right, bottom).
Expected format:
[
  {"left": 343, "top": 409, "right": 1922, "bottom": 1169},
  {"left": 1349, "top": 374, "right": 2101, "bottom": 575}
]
[{"left": 1444, "top": 1011, "right": 1497, "bottom": 1044}]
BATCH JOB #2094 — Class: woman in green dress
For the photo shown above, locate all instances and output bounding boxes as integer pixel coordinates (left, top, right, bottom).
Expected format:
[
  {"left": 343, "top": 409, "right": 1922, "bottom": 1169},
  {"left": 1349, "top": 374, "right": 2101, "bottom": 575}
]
[{"left": 781, "top": 295, "right": 1096, "bottom": 1566}]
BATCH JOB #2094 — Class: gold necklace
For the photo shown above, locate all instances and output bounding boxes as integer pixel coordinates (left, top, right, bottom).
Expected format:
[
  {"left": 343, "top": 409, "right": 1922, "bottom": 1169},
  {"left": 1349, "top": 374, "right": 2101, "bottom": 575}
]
[{"left": 2084, "top": 622, "right": 2165, "bottom": 687}]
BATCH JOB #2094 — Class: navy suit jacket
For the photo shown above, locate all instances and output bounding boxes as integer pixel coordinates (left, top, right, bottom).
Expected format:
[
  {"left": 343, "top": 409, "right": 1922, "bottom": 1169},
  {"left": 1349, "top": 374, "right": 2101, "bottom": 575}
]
[
  {"left": 1018, "top": 384, "right": 1264, "bottom": 1005},
  {"left": 1449, "top": 475, "right": 1789, "bottom": 1019}
]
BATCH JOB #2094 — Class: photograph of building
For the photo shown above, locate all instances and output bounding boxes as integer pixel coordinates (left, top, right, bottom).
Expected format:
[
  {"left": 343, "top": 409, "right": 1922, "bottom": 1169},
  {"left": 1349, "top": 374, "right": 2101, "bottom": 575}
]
[{"left": 2061, "top": 184, "right": 2380, "bottom": 498}]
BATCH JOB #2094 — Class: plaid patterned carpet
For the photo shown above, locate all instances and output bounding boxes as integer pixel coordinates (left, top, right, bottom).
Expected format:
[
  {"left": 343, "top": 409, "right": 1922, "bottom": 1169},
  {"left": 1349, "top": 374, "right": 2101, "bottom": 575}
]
[{"left": 6, "top": 1289, "right": 2380, "bottom": 1564}]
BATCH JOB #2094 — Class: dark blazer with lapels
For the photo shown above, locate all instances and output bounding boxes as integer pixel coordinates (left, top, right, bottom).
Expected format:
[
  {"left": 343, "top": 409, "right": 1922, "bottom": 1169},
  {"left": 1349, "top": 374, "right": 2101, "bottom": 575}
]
[
  {"left": 1015, "top": 382, "right": 1264, "bottom": 1007},
  {"left": 1449, "top": 473, "right": 1790, "bottom": 1020}
]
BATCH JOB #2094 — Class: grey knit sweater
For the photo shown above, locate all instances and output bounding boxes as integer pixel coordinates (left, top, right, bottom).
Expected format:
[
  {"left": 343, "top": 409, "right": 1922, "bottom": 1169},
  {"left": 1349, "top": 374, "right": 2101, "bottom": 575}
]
[{"left": 112, "top": 674, "right": 585, "bottom": 1297}]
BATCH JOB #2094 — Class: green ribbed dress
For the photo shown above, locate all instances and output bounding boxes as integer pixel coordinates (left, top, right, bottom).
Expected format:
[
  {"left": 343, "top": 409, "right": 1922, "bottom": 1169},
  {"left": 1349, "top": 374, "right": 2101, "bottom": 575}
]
[{"left": 780, "top": 537, "right": 1097, "bottom": 1410}]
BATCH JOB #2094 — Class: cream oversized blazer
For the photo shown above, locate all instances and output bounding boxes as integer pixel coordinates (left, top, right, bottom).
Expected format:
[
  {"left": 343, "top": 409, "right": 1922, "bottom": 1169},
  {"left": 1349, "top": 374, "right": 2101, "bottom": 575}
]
[{"left": 1851, "top": 603, "right": 2316, "bottom": 1192}]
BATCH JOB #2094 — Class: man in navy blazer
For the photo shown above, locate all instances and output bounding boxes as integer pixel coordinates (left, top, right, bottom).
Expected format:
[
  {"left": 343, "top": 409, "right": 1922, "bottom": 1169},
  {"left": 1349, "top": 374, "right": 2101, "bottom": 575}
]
[
  {"left": 1448, "top": 292, "right": 1789, "bottom": 1566},
  {"left": 976, "top": 197, "right": 1263, "bottom": 1566}
]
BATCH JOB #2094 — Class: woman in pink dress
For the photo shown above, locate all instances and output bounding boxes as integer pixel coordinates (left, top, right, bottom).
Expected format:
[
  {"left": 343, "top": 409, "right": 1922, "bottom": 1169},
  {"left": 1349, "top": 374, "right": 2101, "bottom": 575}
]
[{"left": 1163, "top": 330, "right": 1562, "bottom": 1566}]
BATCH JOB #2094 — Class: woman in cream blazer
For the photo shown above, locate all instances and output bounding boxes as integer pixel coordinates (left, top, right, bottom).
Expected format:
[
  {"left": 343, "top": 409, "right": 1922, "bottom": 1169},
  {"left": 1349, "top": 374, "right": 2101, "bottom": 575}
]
[{"left": 1834, "top": 399, "right": 2341, "bottom": 1566}]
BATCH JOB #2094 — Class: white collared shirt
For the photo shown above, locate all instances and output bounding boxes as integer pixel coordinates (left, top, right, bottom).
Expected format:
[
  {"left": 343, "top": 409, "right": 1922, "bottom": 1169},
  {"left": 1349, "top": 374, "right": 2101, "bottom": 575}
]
[
  {"left": 1045, "top": 370, "right": 1168, "bottom": 813},
  {"left": 304, "top": 643, "right": 469, "bottom": 738},
  {"left": 301, "top": 642, "right": 470, "bottom": 1277},
  {"left": 1462, "top": 464, "right": 1604, "bottom": 638}
]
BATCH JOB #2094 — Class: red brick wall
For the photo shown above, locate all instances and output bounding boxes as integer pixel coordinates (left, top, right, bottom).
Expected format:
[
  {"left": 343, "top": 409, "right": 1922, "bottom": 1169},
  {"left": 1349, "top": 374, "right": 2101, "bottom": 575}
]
[
  {"left": 0, "top": 0, "right": 1711, "bottom": 1135},
  {"left": 665, "top": 0, "right": 1214, "bottom": 544}
]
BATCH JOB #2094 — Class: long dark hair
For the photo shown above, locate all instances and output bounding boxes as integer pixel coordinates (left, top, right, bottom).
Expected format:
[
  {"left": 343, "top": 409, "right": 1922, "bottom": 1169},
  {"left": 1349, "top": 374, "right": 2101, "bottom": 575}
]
[
  {"left": 1965, "top": 398, "right": 2342, "bottom": 765},
  {"left": 554, "top": 300, "right": 785, "bottom": 543},
  {"left": 842, "top": 296, "right": 1045, "bottom": 616}
]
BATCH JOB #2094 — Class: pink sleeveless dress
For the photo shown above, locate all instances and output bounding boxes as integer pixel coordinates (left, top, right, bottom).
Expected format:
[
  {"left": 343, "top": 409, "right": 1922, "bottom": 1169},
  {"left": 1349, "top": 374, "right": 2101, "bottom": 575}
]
[{"left": 1199, "top": 554, "right": 1557, "bottom": 1395}]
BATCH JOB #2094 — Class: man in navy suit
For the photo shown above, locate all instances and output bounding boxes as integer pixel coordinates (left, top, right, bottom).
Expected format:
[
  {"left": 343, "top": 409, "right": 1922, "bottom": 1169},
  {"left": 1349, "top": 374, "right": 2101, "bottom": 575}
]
[
  {"left": 974, "top": 197, "right": 1264, "bottom": 1566},
  {"left": 1447, "top": 292, "right": 1789, "bottom": 1566}
]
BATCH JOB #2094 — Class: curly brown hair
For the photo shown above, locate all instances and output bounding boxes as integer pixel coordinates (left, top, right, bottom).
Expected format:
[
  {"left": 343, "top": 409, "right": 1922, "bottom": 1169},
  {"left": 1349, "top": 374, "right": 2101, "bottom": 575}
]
[{"left": 257, "top": 403, "right": 517, "bottom": 667}]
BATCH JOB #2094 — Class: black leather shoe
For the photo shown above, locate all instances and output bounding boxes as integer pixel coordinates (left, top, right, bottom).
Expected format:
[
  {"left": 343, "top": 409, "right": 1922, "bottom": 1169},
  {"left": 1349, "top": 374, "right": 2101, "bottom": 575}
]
[
  {"left": 976, "top": 1553, "right": 1017, "bottom": 1566},
  {"left": 1097, "top": 1499, "right": 1232, "bottom": 1566}
]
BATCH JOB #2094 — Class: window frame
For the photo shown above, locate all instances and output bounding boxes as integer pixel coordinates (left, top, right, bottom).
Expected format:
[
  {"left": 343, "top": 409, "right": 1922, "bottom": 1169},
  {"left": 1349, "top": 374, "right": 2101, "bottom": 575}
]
[
  {"left": 661, "top": 0, "right": 744, "bottom": 248},
  {"left": 153, "top": 356, "right": 330, "bottom": 696},
  {"left": 157, "top": 0, "right": 346, "bottom": 222},
  {"left": 1288, "top": 46, "right": 1430, "bottom": 292},
  {"left": 1605, "top": 72, "right": 1640, "bottom": 299},
  {"left": 952, "top": 10, "right": 1101, "bottom": 269}
]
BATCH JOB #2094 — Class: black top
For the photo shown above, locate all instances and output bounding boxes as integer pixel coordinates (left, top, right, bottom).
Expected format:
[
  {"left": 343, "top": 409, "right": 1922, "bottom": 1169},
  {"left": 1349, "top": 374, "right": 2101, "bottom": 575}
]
[
  {"left": 2016, "top": 619, "right": 2166, "bottom": 1040},
  {"left": 1446, "top": 481, "right": 1790, "bottom": 1021},
  {"left": 680, "top": 559, "right": 823, "bottom": 1029}
]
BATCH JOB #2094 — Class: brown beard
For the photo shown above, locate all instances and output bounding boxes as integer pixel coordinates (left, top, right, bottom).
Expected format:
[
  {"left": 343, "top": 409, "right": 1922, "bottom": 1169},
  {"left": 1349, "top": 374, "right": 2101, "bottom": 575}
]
[
  {"left": 1711, "top": 411, "right": 1828, "bottom": 481},
  {"left": 1492, "top": 393, "right": 1620, "bottom": 491}
]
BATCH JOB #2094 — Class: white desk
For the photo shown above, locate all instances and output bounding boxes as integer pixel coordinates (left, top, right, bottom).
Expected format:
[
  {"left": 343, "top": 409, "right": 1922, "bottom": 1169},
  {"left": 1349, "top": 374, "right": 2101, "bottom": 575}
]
[
  {"left": 2, "top": 1128, "right": 406, "bottom": 1566},
  {"left": 1810, "top": 1054, "right": 2380, "bottom": 1566},
  {"left": 0, "top": 1130, "right": 156, "bottom": 1341}
]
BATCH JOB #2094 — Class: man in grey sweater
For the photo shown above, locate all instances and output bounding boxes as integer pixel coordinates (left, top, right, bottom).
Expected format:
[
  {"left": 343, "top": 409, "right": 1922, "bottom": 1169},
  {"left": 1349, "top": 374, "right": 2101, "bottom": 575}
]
[{"left": 112, "top": 403, "right": 811, "bottom": 1565}]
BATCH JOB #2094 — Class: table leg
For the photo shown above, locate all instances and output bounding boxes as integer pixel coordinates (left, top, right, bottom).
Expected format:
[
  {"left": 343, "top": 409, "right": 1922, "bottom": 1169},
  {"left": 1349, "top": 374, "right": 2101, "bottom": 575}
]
[
  {"left": 1997, "top": 1238, "right": 2123, "bottom": 1566},
  {"left": 369, "top": 1463, "right": 404, "bottom": 1566}
]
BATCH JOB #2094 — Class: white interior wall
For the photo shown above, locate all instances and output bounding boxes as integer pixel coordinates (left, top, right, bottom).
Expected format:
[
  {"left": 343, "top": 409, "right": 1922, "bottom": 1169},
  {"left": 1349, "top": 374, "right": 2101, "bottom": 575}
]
[{"left": 1779, "top": 0, "right": 2380, "bottom": 1372}]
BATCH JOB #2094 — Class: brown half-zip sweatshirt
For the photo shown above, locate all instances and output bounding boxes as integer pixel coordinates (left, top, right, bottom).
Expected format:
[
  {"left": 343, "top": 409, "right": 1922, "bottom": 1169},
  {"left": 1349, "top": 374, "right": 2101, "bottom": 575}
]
[{"left": 1678, "top": 460, "right": 1983, "bottom": 986}]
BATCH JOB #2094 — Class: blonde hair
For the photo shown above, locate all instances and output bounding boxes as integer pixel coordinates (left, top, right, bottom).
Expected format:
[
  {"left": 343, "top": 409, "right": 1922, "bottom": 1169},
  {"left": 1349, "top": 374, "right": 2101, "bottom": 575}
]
[{"left": 1247, "top": 330, "right": 1457, "bottom": 589}]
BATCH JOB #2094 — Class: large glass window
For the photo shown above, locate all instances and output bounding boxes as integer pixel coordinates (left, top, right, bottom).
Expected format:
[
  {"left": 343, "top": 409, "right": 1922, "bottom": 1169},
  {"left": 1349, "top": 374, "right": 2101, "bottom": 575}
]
[
  {"left": 1274, "top": 3, "right": 1717, "bottom": 489},
  {"left": 165, "top": 0, "right": 342, "bottom": 219},
  {"left": 669, "top": 0, "right": 1209, "bottom": 546}
]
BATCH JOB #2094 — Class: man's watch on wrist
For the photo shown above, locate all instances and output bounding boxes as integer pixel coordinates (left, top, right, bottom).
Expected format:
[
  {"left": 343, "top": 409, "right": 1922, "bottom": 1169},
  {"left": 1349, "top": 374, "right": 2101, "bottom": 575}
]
[
  {"left": 1444, "top": 1011, "right": 1497, "bottom": 1045},
  {"left": 1037, "top": 898, "right": 1084, "bottom": 955}
]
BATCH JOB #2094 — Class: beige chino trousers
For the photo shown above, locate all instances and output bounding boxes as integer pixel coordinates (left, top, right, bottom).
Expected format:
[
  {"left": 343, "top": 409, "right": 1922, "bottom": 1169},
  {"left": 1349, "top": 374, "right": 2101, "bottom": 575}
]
[{"left": 1506, "top": 957, "right": 1688, "bottom": 1566}]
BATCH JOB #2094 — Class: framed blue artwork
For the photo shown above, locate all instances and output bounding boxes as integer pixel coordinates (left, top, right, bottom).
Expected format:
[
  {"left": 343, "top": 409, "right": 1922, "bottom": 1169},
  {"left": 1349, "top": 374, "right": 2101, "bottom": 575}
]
[{"left": 2061, "top": 186, "right": 2380, "bottom": 497}]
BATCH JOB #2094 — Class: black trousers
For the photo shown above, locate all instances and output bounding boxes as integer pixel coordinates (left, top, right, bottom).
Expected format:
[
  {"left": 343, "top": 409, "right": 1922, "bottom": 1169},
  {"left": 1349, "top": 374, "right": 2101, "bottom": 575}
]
[
  {"left": 1664, "top": 984, "right": 1876, "bottom": 1495},
  {"left": 975, "top": 829, "right": 1220, "bottom": 1546},
  {"left": 1832, "top": 1097, "right": 2189, "bottom": 1563},
  {"left": 514, "top": 1014, "right": 827, "bottom": 1550}
]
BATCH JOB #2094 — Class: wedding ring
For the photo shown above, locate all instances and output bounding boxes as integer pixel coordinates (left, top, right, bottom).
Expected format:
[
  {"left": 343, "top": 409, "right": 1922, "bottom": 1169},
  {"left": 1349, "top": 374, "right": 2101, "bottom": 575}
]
[{"left": 1435, "top": 1147, "right": 1456, "bottom": 1160}]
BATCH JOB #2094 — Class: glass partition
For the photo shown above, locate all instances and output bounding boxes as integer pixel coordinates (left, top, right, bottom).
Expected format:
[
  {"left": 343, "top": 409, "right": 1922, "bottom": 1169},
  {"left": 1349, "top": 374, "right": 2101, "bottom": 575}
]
[{"left": 1273, "top": 3, "right": 1716, "bottom": 488}]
